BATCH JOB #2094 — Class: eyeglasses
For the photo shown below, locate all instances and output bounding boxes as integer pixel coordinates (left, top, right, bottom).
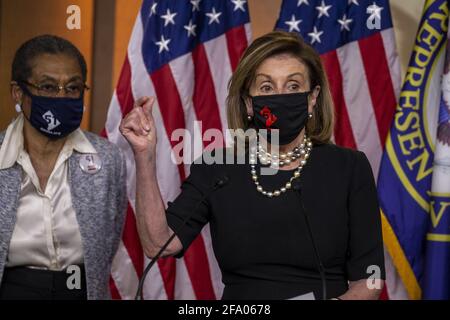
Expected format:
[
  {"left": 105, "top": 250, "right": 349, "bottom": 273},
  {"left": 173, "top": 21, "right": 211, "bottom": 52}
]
[{"left": 20, "top": 80, "right": 90, "bottom": 99}]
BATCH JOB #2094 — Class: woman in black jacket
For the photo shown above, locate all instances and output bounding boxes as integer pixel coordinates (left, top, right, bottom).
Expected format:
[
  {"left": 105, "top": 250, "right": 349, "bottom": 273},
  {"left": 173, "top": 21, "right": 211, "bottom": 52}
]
[{"left": 120, "top": 31, "right": 385, "bottom": 300}]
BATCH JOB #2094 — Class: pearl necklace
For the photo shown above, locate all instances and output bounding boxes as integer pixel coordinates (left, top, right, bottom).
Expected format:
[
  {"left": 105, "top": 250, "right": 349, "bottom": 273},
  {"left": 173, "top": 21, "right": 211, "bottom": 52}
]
[
  {"left": 250, "top": 136, "right": 312, "bottom": 198},
  {"left": 257, "top": 140, "right": 311, "bottom": 167}
]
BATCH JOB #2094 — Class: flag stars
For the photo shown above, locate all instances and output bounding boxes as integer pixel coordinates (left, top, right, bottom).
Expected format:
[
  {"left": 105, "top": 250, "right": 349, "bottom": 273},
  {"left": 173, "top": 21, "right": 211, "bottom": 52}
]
[
  {"left": 155, "top": 35, "right": 171, "bottom": 53},
  {"left": 297, "top": 0, "right": 309, "bottom": 6},
  {"left": 206, "top": 7, "right": 222, "bottom": 24},
  {"left": 348, "top": 0, "right": 359, "bottom": 5},
  {"left": 338, "top": 14, "right": 353, "bottom": 31},
  {"left": 316, "top": 0, "right": 332, "bottom": 18},
  {"left": 191, "top": 0, "right": 201, "bottom": 12},
  {"left": 285, "top": 14, "right": 302, "bottom": 32},
  {"left": 367, "top": 2, "right": 383, "bottom": 20},
  {"left": 231, "top": 0, "right": 247, "bottom": 12},
  {"left": 308, "top": 26, "right": 323, "bottom": 44},
  {"left": 161, "top": 8, "right": 177, "bottom": 27},
  {"left": 150, "top": 2, "right": 158, "bottom": 17},
  {"left": 184, "top": 20, "right": 197, "bottom": 37}
]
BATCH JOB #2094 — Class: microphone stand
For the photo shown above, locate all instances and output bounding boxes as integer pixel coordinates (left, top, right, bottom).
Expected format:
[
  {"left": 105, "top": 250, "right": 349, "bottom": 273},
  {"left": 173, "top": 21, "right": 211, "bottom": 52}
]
[
  {"left": 134, "top": 175, "right": 229, "bottom": 300},
  {"left": 292, "top": 180, "right": 327, "bottom": 300}
]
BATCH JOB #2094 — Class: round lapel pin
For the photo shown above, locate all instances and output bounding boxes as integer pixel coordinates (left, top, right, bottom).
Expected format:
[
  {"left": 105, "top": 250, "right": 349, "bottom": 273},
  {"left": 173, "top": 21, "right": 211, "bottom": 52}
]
[{"left": 79, "top": 154, "right": 102, "bottom": 174}]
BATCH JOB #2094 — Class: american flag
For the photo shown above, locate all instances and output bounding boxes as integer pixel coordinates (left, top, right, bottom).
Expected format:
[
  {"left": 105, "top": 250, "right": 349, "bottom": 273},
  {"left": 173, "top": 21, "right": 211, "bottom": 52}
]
[
  {"left": 104, "top": 0, "right": 251, "bottom": 299},
  {"left": 104, "top": 0, "right": 404, "bottom": 300},
  {"left": 275, "top": 0, "right": 403, "bottom": 299}
]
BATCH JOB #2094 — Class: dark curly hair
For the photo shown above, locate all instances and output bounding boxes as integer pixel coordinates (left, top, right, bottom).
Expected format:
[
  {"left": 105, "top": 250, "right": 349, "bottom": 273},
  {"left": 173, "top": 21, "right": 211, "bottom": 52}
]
[{"left": 11, "top": 34, "right": 87, "bottom": 83}]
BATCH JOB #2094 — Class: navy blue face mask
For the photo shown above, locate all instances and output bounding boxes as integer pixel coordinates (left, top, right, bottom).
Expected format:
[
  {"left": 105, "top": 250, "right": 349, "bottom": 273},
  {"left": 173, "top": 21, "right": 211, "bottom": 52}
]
[{"left": 19, "top": 83, "right": 84, "bottom": 139}]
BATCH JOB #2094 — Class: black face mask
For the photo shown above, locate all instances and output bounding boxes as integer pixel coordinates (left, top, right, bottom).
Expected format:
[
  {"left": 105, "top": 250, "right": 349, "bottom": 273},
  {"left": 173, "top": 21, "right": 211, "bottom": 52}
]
[{"left": 251, "top": 92, "right": 310, "bottom": 145}]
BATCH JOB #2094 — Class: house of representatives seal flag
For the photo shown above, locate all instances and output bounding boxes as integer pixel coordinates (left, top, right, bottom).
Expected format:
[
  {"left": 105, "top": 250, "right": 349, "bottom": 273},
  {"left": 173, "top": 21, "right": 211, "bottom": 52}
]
[{"left": 378, "top": 0, "right": 450, "bottom": 300}]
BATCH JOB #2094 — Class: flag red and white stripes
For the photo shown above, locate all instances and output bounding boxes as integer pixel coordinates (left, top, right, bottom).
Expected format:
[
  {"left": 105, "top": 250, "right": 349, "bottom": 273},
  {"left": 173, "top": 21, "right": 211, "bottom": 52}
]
[{"left": 104, "top": 2, "right": 252, "bottom": 299}]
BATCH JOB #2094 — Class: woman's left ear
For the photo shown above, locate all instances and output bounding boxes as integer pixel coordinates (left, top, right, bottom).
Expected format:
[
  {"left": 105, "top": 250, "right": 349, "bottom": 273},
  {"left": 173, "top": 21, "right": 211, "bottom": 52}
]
[
  {"left": 10, "top": 81, "right": 23, "bottom": 108},
  {"left": 308, "top": 85, "right": 321, "bottom": 112}
]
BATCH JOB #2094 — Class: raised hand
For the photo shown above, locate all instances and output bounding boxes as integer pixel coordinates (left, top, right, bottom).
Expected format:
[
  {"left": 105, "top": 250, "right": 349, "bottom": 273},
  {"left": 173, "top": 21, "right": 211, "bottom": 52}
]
[{"left": 119, "top": 96, "right": 157, "bottom": 158}]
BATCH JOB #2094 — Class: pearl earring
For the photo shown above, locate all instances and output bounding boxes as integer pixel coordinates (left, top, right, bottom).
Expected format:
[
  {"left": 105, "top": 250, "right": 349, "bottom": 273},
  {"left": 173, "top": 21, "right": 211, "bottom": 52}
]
[
  {"left": 247, "top": 115, "right": 253, "bottom": 121},
  {"left": 15, "top": 103, "right": 22, "bottom": 113},
  {"left": 308, "top": 113, "right": 313, "bottom": 119}
]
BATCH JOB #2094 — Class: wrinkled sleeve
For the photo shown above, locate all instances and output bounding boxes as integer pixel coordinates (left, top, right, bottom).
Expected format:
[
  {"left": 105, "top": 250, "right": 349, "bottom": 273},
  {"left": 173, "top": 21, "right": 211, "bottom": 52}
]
[{"left": 166, "top": 161, "right": 213, "bottom": 258}]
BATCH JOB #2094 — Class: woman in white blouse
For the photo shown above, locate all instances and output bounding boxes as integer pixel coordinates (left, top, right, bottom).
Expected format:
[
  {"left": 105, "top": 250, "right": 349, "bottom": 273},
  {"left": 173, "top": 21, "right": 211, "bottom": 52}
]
[{"left": 0, "top": 35, "right": 127, "bottom": 300}]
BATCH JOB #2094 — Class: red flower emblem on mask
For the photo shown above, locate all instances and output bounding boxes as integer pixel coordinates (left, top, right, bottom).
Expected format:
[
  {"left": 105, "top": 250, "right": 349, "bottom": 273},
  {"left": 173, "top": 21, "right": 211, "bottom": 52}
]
[{"left": 260, "top": 106, "right": 277, "bottom": 128}]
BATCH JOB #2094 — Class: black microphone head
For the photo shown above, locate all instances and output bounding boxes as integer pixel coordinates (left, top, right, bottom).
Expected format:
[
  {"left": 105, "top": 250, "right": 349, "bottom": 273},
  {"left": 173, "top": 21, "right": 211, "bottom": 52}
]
[{"left": 215, "top": 174, "right": 230, "bottom": 188}]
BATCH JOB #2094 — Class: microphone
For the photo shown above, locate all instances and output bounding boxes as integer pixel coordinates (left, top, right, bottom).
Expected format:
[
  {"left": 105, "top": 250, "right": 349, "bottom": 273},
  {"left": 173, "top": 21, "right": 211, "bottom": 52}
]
[
  {"left": 292, "top": 179, "right": 327, "bottom": 300},
  {"left": 134, "top": 174, "right": 230, "bottom": 300}
]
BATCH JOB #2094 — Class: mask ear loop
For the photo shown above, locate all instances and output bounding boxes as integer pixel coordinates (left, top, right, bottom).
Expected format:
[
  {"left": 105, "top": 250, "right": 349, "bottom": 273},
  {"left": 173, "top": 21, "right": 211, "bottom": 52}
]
[
  {"left": 16, "top": 82, "right": 33, "bottom": 123},
  {"left": 14, "top": 81, "right": 27, "bottom": 113}
]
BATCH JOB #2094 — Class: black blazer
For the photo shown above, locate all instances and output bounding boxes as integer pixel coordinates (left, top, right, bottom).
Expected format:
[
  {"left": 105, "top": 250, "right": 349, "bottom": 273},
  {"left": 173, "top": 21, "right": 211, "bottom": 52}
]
[{"left": 166, "top": 143, "right": 385, "bottom": 300}]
